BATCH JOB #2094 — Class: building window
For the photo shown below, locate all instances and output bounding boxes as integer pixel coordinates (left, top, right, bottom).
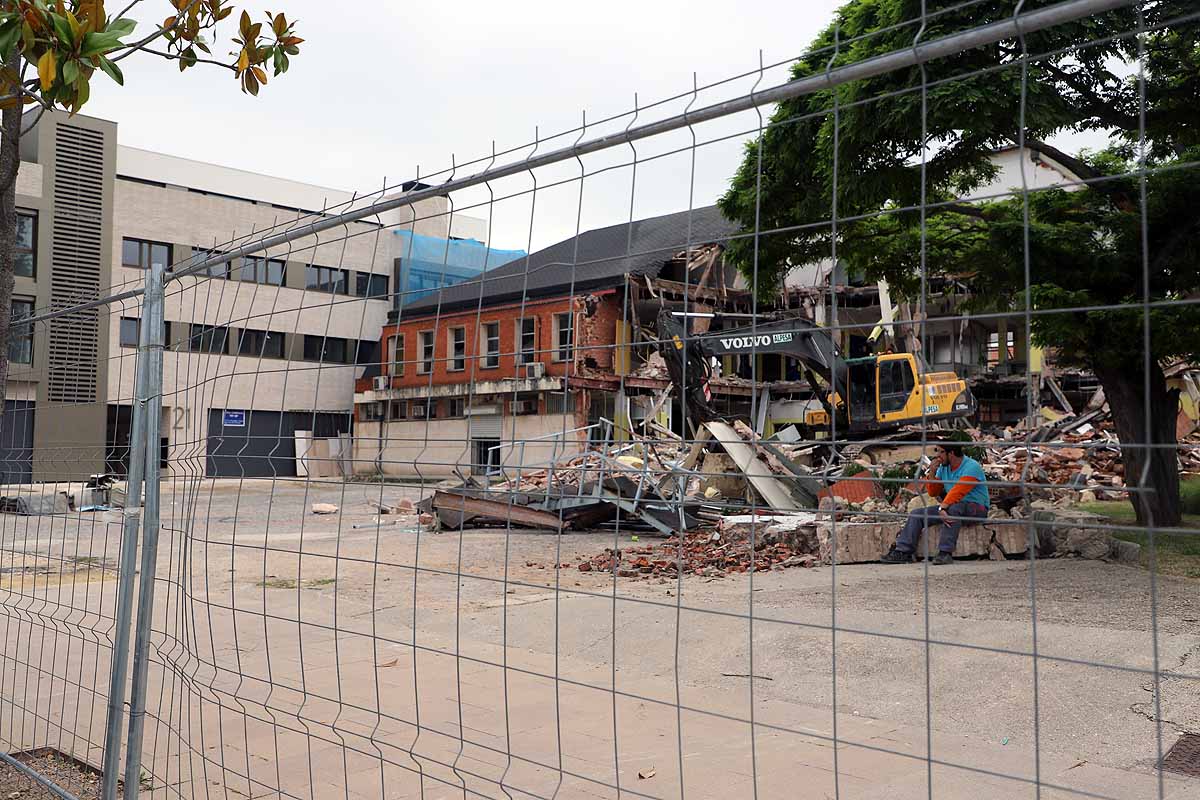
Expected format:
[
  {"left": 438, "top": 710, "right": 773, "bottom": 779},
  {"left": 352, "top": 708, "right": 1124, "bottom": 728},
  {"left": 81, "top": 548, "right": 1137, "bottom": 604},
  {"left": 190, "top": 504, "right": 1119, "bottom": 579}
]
[
  {"left": 474, "top": 439, "right": 502, "bottom": 475},
  {"left": 482, "top": 322, "right": 500, "bottom": 368},
  {"left": 303, "top": 335, "right": 349, "bottom": 363},
  {"left": 119, "top": 317, "right": 139, "bottom": 348},
  {"left": 306, "top": 265, "right": 349, "bottom": 294},
  {"left": 390, "top": 334, "right": 404, "bottom": 376},
  {"left": 15, "top": 212, "right": 35, "bottom": 278},
  {"left": 240, "top": 256, "right": 285, "bottom": 286},
  {"left": 193, "top": 247, "right": 232, "bottom": 278},
  {"left": 554, "top": 312, "right": 574, "bottom": 362},
  {"left": 411, "top": 400, "right": 436, "bottom": 420},
  {"left": 449, "top": 327, "right": 466, "bottom": 371},
  {"left": 237, "top": 328, "right": 285, "bottom": 359},
  {"left": 119, "top": 317, "right": 171, "bottom": 350},
  {"left": 389, "top": 399, "right": 407, "bottom": 420},
  {"left": 356, "top": 272, "right": 389, "bottom": 299},
  {"left": 10, "top": 299, "right": 32, "bottom": 364},
  {"left": 447, "top": 397, "right": 466, "bottom": 418},
  {"left": 518, "top": 318, "right": 536, "bottom": 365},
  {"left": 123, "top": 238, "right": 172, "bottom": 271},
  {"left": 362, "top": 401, "right": 384, "bottom": 422},
  {"left": 189, "top": 324, "right": 229, "bottom": 354},
  {"left": 986, "top": 330, "right": 1016, "bottom": 368},
  {"left": 545, "top": 391, "right": 577, "bottom": 414},
  {"left": 355, "top": 339, "right": 376, "bottom": 366},
  {"left": 418, "top": 330, "right": 434, "bottom": 374}
]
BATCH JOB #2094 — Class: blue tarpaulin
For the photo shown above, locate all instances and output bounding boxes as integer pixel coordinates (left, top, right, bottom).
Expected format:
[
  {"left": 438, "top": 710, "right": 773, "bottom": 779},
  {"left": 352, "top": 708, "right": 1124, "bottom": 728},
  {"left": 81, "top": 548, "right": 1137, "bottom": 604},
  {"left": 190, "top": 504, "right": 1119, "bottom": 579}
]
[{"left": 393, "top": 230, "right": 525, "bottom": 307}]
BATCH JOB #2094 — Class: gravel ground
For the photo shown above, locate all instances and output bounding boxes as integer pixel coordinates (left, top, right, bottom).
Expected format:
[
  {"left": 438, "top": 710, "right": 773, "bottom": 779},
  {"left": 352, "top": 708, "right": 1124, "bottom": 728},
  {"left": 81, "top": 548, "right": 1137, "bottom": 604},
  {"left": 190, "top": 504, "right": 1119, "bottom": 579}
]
[{"left": 0, "top": 751, "right": 115, "bottom": 799}]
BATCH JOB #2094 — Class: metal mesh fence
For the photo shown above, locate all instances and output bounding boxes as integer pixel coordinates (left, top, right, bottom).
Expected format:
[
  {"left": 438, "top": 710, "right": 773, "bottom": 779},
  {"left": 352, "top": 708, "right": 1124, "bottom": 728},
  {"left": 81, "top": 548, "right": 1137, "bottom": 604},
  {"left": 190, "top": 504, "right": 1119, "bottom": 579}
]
[{"left": 1, "top": 0, "right": 1199, "bottom": 798}]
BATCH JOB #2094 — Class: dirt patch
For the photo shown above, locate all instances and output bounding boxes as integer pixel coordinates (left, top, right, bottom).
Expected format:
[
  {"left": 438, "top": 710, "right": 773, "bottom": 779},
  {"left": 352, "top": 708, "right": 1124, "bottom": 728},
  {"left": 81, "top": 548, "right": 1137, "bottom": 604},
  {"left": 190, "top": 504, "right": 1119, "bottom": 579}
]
[{"left": 0, "top": 749, "right": 121, "bottom": 799}]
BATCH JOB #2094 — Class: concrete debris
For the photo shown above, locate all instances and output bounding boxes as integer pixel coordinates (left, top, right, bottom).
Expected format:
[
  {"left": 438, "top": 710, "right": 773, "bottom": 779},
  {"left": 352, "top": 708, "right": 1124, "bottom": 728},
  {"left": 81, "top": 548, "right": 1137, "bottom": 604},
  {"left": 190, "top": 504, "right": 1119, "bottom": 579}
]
[
  {"left": 575, "top": 513, "right": 823, "bottom": 579},
  {"left": 311, "top": 503, "right": 339, "bottom": 515}
]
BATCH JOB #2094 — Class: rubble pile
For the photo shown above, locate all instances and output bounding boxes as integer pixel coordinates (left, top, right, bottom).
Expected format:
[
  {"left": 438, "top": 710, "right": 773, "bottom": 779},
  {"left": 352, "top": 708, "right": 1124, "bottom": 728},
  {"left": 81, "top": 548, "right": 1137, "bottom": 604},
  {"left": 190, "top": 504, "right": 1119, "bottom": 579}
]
[{"left": 574, "top": 517, "right": 821, "bottom": 580}]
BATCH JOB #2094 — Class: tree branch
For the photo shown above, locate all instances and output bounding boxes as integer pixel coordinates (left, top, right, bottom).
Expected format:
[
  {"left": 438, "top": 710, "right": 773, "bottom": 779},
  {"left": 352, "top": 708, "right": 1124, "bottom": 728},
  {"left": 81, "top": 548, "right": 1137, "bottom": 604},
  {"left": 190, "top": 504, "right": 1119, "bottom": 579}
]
[
  {"left": 139, "top": 46, "right": 235, "bottom": 71},
  {"left": 110, "top": 0, "right": 205, "bottom": 63},
  {"left": 1040, "top": 61, "right": 1137, "bottom": 131}
]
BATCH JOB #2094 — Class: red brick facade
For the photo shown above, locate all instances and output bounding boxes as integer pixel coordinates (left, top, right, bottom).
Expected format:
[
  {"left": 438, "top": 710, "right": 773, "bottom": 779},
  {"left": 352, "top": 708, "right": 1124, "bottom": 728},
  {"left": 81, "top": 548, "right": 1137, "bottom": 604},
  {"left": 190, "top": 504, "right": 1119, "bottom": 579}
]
[{"left": 356, "top": 289, "right": 620, "bottom": 394}]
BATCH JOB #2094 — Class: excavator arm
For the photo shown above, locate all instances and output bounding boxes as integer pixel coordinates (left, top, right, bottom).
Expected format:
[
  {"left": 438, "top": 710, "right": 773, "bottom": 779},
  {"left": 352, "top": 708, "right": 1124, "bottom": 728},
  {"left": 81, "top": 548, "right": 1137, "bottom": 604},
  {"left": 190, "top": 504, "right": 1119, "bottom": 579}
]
[{"left": 647, "top": 304, "right": 847, "bottom": 429}]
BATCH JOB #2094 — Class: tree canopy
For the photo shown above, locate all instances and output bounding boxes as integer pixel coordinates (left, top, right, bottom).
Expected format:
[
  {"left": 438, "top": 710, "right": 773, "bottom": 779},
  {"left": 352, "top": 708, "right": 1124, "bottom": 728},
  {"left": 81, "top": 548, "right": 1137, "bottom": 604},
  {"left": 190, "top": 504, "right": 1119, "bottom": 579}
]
[{"left": 718, "top": 0, "right": 1200, "bottom": 523}]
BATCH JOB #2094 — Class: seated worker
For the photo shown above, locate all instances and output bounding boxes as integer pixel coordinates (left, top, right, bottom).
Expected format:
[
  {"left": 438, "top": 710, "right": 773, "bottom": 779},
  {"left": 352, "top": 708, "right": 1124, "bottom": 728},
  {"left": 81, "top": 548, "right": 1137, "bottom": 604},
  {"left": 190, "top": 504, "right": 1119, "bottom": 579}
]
[{"left": 882, "top": 443, "right": 990, "bottom": 565}]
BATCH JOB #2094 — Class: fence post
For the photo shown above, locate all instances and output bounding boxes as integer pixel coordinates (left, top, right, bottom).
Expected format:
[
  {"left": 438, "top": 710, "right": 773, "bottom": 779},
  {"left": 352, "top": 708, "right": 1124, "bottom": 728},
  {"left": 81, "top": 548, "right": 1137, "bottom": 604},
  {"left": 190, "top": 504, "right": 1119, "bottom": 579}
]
[
  {"left": 122, "top": 262, "right": 166, "bottom": 798},
  {"left": 100, "top": 265, "right": 158, "bottom": 800}
]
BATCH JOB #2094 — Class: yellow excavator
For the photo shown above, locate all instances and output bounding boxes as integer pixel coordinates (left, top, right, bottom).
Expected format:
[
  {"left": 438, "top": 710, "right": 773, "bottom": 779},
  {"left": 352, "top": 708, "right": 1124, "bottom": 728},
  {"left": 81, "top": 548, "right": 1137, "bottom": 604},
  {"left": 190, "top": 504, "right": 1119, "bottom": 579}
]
[{"left": 651, "top": 308, "right": 975, "bottom": 436}]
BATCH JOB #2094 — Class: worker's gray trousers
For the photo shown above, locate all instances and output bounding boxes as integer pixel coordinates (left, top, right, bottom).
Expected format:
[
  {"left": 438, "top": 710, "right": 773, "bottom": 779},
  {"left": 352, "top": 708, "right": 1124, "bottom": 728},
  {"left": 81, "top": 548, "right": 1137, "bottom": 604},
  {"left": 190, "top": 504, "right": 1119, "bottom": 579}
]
[{"left": 895, "top": 502, "right": 989, "bottom": 555}]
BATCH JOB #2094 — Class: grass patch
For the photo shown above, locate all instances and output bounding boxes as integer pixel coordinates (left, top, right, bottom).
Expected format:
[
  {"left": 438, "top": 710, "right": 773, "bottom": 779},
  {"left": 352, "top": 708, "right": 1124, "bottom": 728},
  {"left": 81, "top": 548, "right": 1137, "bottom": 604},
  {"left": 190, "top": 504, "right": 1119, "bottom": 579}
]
[
  {"left": 258, "top": 577, "right": 336, "bottom": 589},
  {"left": 1076, "top": 483, "right": 1200, "bottom": 578}
]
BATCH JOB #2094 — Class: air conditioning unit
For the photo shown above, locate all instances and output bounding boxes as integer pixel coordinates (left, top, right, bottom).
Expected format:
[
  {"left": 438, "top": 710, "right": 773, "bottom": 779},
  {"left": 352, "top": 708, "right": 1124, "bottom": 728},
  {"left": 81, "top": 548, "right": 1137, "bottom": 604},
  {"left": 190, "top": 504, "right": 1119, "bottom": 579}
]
[
  {"left": 524, "top": 362, "right": 546, "bottom": 379},
  {"left": 373, "top": 375, "right": 389, "bottom": 391},
  {"left": 512, "top": 400, "right": 537, "bottom": 415}
]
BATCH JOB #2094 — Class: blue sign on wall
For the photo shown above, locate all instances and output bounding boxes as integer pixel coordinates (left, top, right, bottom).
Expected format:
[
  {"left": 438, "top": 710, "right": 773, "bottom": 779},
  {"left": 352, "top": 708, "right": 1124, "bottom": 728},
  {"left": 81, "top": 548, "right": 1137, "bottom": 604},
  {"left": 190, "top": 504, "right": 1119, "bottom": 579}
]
[{"left": 222, "top": 410, "right": 247, "bottom": 427}]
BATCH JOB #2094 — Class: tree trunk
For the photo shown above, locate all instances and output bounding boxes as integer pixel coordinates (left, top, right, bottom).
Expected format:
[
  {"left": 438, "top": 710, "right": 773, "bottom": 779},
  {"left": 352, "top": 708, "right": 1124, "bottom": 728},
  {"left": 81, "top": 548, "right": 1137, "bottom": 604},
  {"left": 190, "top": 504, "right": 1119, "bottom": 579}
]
[
  {"left": 1092, "top": 359, "right": 1181, "bottom": 527},
  {"left": 0, "top": 51, "right": 23, "bottom": 419}
]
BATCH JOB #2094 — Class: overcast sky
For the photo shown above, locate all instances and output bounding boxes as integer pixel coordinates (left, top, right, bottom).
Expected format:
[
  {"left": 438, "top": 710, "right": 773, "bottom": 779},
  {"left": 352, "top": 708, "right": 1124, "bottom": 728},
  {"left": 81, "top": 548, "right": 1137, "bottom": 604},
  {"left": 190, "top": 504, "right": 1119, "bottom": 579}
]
[{"left": 88, "top": 0, "right": 842, "bottom": 253}]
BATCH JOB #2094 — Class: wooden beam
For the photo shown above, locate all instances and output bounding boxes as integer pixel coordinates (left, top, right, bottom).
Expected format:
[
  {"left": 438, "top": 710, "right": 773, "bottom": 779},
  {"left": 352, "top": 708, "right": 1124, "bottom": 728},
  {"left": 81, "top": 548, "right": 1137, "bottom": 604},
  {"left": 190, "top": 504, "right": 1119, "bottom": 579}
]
[{"left": 431, "top": 491, "right": 564, "bottom": 531}]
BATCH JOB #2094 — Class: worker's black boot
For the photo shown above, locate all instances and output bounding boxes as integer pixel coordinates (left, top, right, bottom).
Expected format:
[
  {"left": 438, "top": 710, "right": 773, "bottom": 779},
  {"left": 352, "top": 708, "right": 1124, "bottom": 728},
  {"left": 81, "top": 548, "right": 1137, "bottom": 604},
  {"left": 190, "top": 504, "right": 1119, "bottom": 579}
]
[
  {"left": 881, "top": 546, "right": 914, "bottom": 564},
  {"left": 931, "top": 552, "right": 954, "bottom": 566}
]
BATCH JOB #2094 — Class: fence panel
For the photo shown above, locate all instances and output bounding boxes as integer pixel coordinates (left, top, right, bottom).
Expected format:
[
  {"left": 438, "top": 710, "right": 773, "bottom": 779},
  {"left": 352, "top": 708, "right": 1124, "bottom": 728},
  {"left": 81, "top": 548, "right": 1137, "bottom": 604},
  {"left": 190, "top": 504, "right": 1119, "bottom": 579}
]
[{"left": 2, "top": 1, "right": 1198, "bottom": 799}]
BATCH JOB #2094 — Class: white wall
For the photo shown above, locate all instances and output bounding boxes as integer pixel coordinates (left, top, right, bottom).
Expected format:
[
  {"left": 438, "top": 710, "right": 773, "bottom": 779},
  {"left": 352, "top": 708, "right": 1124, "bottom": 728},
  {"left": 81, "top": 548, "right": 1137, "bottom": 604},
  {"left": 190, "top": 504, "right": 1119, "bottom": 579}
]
[{"left": 353, "top": 413, "right": 583, "bottom": 478}]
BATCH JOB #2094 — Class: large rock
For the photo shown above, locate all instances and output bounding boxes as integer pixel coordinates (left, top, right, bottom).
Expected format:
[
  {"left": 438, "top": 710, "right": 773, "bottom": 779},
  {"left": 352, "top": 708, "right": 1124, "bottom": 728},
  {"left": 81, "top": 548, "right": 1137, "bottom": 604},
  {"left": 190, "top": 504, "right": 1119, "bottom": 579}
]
[{"left": 816, "top": 520, "right": 1030, "bottom": 564}]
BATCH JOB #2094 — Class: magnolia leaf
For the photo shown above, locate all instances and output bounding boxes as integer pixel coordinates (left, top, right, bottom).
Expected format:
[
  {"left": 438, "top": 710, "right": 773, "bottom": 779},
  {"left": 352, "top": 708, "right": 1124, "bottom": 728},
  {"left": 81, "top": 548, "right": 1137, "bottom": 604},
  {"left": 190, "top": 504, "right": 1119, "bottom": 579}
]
[
  {"left": 37, "top": 49, "right": 56, "bottom": 91},
  {"left": 62, "top": 57, "right": 78, "bottom": 84},
  {"left": 106, "top": 17, "right": 136, "bottom": 37},
  {"left": 239, "top": 9, "right": 251, "bottom": 38},
  {"left": 98, "top": 54, "right": 122, "bottom": 85},
  {"left": 80, "top": 30, "right": 123, "bottom": 57},
  {"left": 272, "top": 12, "right": 285, "bottom": 36},
  {"left": 250, "top": 65, "right": 266, "bottom": 84},
  {"left": 0, "top": 20, "right": 20, "bottom": 60},
  {"left": 66, "top": 10, "right": 81, "bottom": 41},
  {"left": 235, "top": 48, "right": 249, "bottom": 73},
  {"left": 75, "top": 73, "right": 89, "bottom": 106},
  {"left": 50, "top": 12, "right": 73, "bottom": 46}
]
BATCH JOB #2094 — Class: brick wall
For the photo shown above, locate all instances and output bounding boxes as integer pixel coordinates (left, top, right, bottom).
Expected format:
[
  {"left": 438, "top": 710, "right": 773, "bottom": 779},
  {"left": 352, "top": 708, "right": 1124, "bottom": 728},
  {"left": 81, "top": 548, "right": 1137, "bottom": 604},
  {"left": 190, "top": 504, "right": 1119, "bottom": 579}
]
[{"left": 360, "top": 290, "right": 621, "bottom": 392}]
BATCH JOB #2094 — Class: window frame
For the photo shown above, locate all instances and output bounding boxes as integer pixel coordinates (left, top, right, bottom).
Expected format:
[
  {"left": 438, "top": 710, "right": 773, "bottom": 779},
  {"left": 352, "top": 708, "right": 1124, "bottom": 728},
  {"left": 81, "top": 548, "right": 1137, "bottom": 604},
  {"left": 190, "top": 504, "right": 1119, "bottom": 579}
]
[
  {"left": 15, "top": 211, "right": 36, "bottom": 278},
  {"left": 356, "top": 271, "right": 389, "bottom": 299},
  {"left": 448, "top": 326, "right": 466, "bottom": 372},
  {"left": 517, "top": 318, "right": 537, "bottom": 365},
  {"left": 305, "top": 265, "right": 350, "bottom": 295},
  {"left": 240, "top": 255, "right": 286, "bottom": 286},
  {"left": 189, "top": 323, "right": 229, "bottom": 355},
  {"left": 123, "top": 237, "right": 173, "bottom": 271},
  {"left": 237, "top": 328, "right": 286, "bottom": 359},
  {"left": 119, "top": 317, "right": 140, "bottom": 348},
  {"left": 303, "top": 334, "right": 349, "bottom": 364},
  {"left": 389, "top": 399, "right": 407, "bottom": 420},
  {"left": 417, "top": 330, "right": 434, "bottom": 374},
  {"left": 447, "top": 397, "right": 466, "bottom": 418},
  {"left": 390, "top": 334, "right": 405, "bottom": 376},
  {"left": 554, "top": 312, "right": 574, "bottom": 363},
  {"left": 482, "top": 322, "right": 500, "bottom": 369},
  {"left": 9, "top": 298, "right": 33, "bottom": 365}
]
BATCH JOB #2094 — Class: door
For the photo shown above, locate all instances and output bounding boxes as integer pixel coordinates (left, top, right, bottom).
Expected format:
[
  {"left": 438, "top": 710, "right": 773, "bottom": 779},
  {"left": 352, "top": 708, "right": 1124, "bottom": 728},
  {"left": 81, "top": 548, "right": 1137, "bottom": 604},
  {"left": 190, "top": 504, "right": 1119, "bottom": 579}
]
[
  {"left": 877, "top": 357, "right": 917, "bottom": 418},
  {"left": 0, "top": 400, "right": 34, "bottom": 484},
  {"left": 472, "top": 439, "right": 501, "bottom": 476}
]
